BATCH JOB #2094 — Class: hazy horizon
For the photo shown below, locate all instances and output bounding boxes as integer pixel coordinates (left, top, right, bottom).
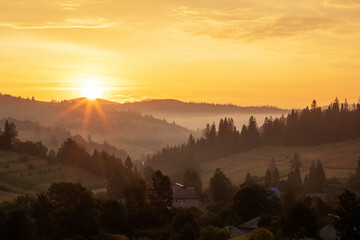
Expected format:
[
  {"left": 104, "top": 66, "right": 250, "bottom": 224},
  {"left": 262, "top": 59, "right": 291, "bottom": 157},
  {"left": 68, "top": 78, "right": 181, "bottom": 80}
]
[{"left": 1, "top": 0, "right": 360, "bottom": 108}]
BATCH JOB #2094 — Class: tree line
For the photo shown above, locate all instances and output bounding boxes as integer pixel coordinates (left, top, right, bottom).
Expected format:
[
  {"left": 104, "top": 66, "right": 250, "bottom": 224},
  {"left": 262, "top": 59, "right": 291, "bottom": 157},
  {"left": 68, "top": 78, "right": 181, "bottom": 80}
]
[{"left": 147, "top": 98, "right": 360, "bottom": 176}]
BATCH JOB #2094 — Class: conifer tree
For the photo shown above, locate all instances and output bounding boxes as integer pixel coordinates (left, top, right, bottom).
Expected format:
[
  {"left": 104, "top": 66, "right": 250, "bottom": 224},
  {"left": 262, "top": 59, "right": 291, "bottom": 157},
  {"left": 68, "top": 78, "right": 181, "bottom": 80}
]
[
  {"left": 124, "top": 156, "right": 134, "bottom": 170},
  {"left": 264, "top": 169, "right": 272, "bottom": 187}
]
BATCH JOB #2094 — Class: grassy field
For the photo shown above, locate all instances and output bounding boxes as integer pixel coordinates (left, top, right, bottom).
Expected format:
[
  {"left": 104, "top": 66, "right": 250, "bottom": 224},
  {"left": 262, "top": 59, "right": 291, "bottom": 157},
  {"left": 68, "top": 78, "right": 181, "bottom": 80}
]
[
  {"left": 201, "top": 138, "right": 360, "bottom": 186},
  {"left": 0, "top": 150, "right": 107, "bottom": 202}
]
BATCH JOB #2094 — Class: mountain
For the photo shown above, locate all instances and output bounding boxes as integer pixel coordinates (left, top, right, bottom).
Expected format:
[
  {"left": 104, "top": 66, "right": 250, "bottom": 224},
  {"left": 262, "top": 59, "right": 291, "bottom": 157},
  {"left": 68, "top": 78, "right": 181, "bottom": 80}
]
[
  {"left": 0, "top": 94, "right": 194, "bottom": 158},
  {"left": 0, "top": 118, "right": 128, "bottom": 160},
  {"left": 95, "top": 98, "right": 290, "bottom": 130}
]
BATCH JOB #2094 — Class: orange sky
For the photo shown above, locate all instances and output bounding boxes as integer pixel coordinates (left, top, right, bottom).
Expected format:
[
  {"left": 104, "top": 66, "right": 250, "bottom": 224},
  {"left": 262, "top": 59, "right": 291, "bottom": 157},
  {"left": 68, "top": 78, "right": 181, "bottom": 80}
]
[{"left": 0, "top": 0, "right": 360, "bottom": 108}]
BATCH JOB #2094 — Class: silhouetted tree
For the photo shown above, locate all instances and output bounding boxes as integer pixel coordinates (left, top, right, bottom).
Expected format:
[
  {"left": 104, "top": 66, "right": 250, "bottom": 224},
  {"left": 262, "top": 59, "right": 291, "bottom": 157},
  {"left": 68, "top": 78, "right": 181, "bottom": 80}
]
[
  {"left": 47, "top": 182, "right": 98, "bottom": 238},
  {"left": 184, "top": 168, "right": 202, "bottom": 196},
  {"left": 283, "top": 202, "right": 317, "bottom": 238},
  {"left": 209, "top": 168, "right": 233, "bottom": 203},
  {"left": 124, "top": 156, "right": 134, "bottom": 170},
  {"left": 0, "top": 120, "right": 18, "bottom": 150},
  {"left": 233, "top": 183, "right": 270, "bottom": 222},
  {"left": 333, "top": 190, "right": 360, "bottom": 240},
  {"left": 149, "top": 170, "right": 172, "bottom": 224}
]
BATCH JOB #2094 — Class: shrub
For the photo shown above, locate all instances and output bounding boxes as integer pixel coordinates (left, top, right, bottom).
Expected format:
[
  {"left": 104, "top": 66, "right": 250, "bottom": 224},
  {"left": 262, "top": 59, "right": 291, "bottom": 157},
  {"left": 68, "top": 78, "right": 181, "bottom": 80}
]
[
  {"left": 249, "top": 228, "right": 275, "bottom": 240},
  {"left": 199, "top": 225, "right": 228, "bottom": 240}
]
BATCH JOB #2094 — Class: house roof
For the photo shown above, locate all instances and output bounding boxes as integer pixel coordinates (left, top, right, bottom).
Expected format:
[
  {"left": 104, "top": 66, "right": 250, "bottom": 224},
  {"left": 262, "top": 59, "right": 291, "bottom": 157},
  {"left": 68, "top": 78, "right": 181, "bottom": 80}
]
[
  {"left": 239, "top": 216, "right": 261, "bottom": 229},
  {"left": 225, "top": 225, "right": 250, "bottom": 238},
  {"left": 319, "top": 224, "right": 337, "bottom": 240},
  {"left": 172, "top": 183, "right": 199, "bottom": 199}
]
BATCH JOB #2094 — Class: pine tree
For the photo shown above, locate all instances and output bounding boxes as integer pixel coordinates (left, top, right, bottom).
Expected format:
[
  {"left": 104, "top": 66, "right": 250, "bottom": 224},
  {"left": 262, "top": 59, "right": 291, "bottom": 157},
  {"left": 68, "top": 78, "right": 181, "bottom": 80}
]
[
  {"left": 0, "top": 120, "right": 18, "bottom": 150},
  {"left": 273, "top": 167, "right": 280, "bottom": 186},
  {"left": 244, "top": 172, "right": 252, "bottom": 184},
  {"left": 314, "top": 160, "right": 326, "bottom": 193},
  {"left": 265, "top": 169, "right": 272, "bottom": 187},
  {"left": 288, "top": 153, "right": 302, "bottom": 189},
  {"left": 124, "top": 156, "right": 134, "bottom": 170},
  {"left": 210, "top": 168, "right": 233, "bottom": 202}
]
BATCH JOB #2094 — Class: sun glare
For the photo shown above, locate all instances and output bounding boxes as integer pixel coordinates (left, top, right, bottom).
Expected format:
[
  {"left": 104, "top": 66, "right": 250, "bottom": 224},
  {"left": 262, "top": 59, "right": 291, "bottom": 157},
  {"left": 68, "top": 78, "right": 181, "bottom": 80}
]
[{"left": 80, "top": 78, "right": 104, "bottom": 100}]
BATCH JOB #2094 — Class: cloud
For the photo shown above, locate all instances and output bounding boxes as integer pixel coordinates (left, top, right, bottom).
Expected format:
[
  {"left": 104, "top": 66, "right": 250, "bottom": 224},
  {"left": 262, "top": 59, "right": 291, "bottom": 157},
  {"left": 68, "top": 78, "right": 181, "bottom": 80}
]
[
  {"left": 0, "top": 18, "right": 115, "bottom": 29},
  {"left": 244, "top": 16, "right": 341, "bottom": 40},
  {"left": 181, "top": 13, "right": 341, "bottom": 41},
  {"left": 325, "top": 0, "right": 360, "bottom": 8}
]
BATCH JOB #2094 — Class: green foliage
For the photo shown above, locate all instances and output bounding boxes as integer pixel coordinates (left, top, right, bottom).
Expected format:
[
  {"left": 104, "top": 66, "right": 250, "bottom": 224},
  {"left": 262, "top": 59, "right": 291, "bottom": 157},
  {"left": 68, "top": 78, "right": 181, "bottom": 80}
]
[
  {"left": 149, "top": 170, "right": 172, "bottom": 224},
  {"left": 283, "top": 202, "right": 318, "bottom": 238},
  {"left": 209, "top": 168, "right": 233, "bottom": 203},
  {"left": 233, "top": 182, "right": 271, "bottom": 222},
  {"left": 0, "top": 120, "right": 18, "bottom": 150},
  {"left": 56, "top": 138, "right": 91, "bottom": 168},
  {"left": 172, "top": 207, "right": 200, "bottom": 240},
  {"left": 198, "top": 225, "right": 228, "bottom": 240},
  {"left": 304, "top": 160, "right": 326, "bottom": 193},
  {"left": 333, "top": 190, "right": 360, "bottom": 239},
  {"left": 31, "top": 193, "right": 58, "bottom": 239},
  {"left": 248, "top": 228, "right": 275, "bottom": 240},
  {"left": 124, "top": 156, "right": 134, "bottom": 170},
  {"left": 98, "top": 199, "right": 127, "bottom": 234},
  {"left": 13, "top": 141, "right": 48, "bottom": 159},
  {"left": 184, "top": 168, "right": 202, "bottom": 196},
  {"left": 47, "top": 182, "right": 98, "bottom": 238},
  {"left": 264, "top": 159, "right": 280, "bottom": 187}
]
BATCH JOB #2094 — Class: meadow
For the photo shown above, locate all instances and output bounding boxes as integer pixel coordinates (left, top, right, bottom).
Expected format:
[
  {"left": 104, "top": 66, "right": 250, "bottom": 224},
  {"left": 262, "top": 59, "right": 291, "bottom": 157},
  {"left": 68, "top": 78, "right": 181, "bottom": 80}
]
[
  {"left": 0, "top": 150, "right": 107, "bottom": 201},
  {"left": 201, "top": 138, "right": 360, "bottom": 186}
]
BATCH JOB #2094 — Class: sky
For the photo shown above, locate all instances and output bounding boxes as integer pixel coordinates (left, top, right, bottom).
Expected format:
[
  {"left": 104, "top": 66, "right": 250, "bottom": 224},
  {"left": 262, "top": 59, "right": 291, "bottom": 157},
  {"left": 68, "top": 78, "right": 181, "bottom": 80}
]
[{"left": 0, "top": 0, "right": 360, "bottom": 108}]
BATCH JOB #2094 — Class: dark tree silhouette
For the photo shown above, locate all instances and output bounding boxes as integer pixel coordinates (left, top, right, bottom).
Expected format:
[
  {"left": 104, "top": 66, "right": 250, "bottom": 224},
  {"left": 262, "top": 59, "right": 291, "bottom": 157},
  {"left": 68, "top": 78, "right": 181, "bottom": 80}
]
[{"left": 209, "top": 168, "right": 233, "bottom": 203}]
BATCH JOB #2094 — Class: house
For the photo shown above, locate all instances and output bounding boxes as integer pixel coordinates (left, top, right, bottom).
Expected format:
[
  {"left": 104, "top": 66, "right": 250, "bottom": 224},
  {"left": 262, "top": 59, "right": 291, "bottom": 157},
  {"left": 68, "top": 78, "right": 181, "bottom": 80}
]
[
  {"left": 239, "top": 216, "right": 261, "bottom": 230},
  {"left": 319, "top": 224, "right": 337, "bottom": 240},
  {"left": 226, "top": 216, "right": 261, "bottom": 238},
  {"left": 172, "top": 183, "right": 200, "bottom": 208},
  {"left": 225, "top": 225, "right": 249, "bottom": 238}
]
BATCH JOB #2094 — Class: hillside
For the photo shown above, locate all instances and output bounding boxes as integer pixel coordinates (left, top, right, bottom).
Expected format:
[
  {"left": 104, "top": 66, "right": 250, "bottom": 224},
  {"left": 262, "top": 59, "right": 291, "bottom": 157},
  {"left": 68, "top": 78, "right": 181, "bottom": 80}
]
[
  {"left": 0, "top": 118, "right": 128, "bottom": 160},
  {"left": 98, "top": 99, "right": 290, "bottom": 130},
  {"left": 0, "top": 150, "right": 107, "bottom": 202},
  {"left": 0, "top": 94, "right": 194, "bottom": 157},
  {"left": 201, "top": 138, "right": 360, "bottom": 186}
]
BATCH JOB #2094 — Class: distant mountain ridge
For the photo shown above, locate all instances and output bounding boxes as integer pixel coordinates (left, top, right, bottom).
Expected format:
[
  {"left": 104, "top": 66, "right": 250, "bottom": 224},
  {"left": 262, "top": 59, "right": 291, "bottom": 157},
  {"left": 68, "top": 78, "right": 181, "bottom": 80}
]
[
  {"left": 0, "top": 94, "right": 194, "bottom": 158},
  {"left": 86, "top": 98, "right": 289, "bottom": 115}
]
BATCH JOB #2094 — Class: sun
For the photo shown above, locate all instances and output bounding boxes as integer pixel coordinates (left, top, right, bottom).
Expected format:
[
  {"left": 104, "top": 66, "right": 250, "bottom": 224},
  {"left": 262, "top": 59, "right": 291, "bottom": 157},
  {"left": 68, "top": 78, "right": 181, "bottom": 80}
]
[{"left": 80, "top": 78, "right": 104, "bottom": 100}]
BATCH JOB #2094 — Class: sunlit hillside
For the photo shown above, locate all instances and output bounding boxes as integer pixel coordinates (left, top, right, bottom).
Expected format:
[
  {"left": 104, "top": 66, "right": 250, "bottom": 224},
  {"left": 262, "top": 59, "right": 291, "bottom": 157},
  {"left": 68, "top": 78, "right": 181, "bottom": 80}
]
[
  {"left": 0, "top": 94, "right": 194, "bottom": 157},
  {"left": 201, "top": 138, "right": 360, "bottom": 186},
  {"left": 0, "top": 150, "right": 107, "bottom": 202}
]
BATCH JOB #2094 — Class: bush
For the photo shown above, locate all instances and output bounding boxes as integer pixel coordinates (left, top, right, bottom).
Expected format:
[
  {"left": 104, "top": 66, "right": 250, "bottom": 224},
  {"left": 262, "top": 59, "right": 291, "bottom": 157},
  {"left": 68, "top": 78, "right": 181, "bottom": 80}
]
[
  {"left": 249, "top": 228, "right": 275, "bottom": 240},
  {"left": 198, "top": 226, "right": 228, "bottom": 240}
]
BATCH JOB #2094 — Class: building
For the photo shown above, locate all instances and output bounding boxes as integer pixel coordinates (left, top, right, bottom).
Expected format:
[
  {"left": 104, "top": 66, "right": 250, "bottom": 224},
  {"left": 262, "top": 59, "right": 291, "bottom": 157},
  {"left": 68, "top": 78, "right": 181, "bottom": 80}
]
[
  {"left": 225, "top": 225, "right": 249, "bottom": 238},
  {"left": 172, "top": 183, "right": 200, "bottom": 208},
  {"left": 239, "top": 216, "right": 261, "bottom": 230},
  {"left": 319, "top": 224, "right": 337, "bottom": 240}
]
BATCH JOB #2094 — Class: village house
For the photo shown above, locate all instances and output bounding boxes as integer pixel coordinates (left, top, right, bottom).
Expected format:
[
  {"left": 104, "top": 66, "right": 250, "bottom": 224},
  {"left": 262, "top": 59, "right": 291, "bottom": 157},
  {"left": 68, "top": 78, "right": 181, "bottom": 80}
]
[{"left": 172, "top": 183, "right": 200, "bottom": 208}]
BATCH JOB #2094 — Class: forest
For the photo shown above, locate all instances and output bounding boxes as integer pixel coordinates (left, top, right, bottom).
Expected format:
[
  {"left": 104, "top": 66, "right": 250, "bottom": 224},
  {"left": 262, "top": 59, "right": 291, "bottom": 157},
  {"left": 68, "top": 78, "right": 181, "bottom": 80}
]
[
  {"left": 1, "top": 115, "right": 360, "bottom": 239},
  {"left": 147, "top": 98, "right": 360, "bottom": 176}
]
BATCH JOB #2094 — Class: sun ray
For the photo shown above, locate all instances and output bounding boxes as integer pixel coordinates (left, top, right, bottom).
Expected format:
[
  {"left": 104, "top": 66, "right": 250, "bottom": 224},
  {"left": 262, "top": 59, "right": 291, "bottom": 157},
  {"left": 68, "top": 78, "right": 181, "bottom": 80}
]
[
  {"left": 52, "top": 98, "right": 88, "bottom": 123},
  {"left": 82, "top": 100, "right": 94, "bottom": 131}
]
